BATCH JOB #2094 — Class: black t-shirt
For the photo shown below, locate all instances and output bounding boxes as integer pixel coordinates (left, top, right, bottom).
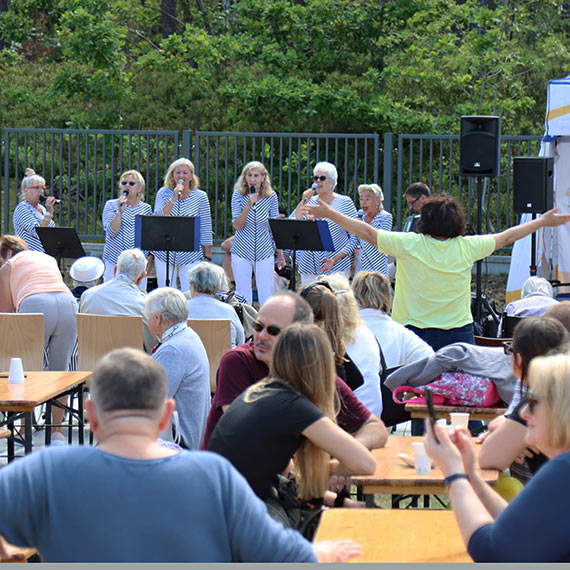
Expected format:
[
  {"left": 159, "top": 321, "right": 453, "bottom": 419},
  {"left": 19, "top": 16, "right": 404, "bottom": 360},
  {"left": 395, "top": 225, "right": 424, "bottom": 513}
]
[
  {"left": 508, "top": 398, "right": 548, "bottom": 475},
  {"left": 206, "top": 380, "right": 325, "bottom": 498}
]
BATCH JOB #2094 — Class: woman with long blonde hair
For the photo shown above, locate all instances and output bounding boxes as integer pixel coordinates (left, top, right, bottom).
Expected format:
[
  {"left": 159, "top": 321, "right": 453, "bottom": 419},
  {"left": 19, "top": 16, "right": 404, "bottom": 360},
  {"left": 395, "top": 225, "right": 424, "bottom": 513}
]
[{"left": 207, "top": 323, "right": 375, "bottom": 504}]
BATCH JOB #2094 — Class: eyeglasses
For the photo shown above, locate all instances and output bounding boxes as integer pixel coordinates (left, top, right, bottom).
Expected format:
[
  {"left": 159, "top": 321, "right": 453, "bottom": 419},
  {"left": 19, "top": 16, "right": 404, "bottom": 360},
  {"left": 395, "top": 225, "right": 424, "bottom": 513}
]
[
  {"left": 313, "top": 175, "right": 328, "bottom": 182},
  {"left": 121, "top": 181, "right": 137, "bottom": 186},
  {"left": 407, "top": 196, "right": 421, "bottom": 208},
  {"left": 252, "top": 320, "right": 281, "bottom": 336},
  {"left": 526, "top": 393, "right": 541, "bottom": 414},
  {"left": 503, "top": 341, "right": 514, "bottom": 356}
]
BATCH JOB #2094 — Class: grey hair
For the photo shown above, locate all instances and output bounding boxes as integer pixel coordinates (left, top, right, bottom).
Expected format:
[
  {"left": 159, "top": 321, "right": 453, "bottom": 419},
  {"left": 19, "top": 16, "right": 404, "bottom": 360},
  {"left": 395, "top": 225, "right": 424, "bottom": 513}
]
[
  {"left": 358, "top": 183, "right": 384, "bottom": 208},
  {"left": 314, "top": 162, "right": 338, "bottom": 186},
  {"left": 116, "top": 248, "right": 146, "bottom": 282},
  {"left": 522, "top": 276, "right": 554, "bottom": 298},
  {"left": 20, "top": 169, "right": 46, "bottom": 201},
  {"left": 144, "top": 287, "right": 189, "bottom": 326},
  {"left": 187, "top": 261, "right": 228, "bottom": 295}
]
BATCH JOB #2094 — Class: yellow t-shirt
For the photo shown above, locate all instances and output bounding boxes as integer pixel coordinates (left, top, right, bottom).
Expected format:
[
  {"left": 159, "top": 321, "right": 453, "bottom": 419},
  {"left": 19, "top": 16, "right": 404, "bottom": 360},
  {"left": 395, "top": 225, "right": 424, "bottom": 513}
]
[{"left": 377, "top": 230, "right": 496, "bottom": 329}]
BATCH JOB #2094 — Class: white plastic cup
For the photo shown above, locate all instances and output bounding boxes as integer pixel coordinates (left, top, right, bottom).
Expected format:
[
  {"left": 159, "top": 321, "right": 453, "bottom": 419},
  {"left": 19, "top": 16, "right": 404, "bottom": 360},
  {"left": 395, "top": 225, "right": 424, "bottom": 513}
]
[
  {"left": 8, "top": 358, "right": 25, "bottom": 384},
  {"left": 450, "top": 412, "right": 470, "bottom": 430},
  {"left": 412, "top": 442, "right": 431, "bottom": 475}
]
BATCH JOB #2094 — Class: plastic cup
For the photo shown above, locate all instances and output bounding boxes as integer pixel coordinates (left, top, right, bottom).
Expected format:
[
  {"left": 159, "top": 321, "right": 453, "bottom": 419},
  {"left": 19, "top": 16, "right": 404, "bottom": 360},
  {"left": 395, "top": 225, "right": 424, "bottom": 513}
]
[
  {"left": 450, "top": 412, "right": 470, "bottom": 430},
  {"left": 8, "top": 358, "right": 25, "bottom": 384},
  {"left": 412, "top": 442, "right": 431, "bottom": 475}
]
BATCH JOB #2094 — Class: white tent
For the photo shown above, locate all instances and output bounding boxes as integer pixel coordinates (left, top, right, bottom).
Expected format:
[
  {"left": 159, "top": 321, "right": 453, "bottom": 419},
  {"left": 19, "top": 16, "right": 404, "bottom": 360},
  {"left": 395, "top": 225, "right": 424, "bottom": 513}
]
[{"left": 505, "top": 74, "right": 570, "bottom": 302}]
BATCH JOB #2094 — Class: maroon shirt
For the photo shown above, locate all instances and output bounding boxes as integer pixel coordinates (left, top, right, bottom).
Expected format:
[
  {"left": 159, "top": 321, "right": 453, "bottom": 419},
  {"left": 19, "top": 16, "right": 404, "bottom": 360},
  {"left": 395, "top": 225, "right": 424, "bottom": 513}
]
[{"left": 201, "top": 342, "right": 371, "bottom": 449}]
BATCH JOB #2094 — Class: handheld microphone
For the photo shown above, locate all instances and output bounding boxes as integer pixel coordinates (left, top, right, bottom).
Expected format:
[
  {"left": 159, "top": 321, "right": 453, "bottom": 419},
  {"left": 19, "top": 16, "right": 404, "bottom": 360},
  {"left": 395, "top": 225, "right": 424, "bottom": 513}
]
[
  {"left": 122, "top": 190, "right": 129, "bottom": 197},
  {"left": 39, "top": 195, "right": 61, "bottom": 205},
  {"left": 357, "top": 209, "right": 365, "bottom": 219},
  {"left": 177, "top": 178, "right": 184, "bottom": 197},
  {"left": 250, "top": 185, "right": 256, "bottom": 194},
  {"left": 302, "top": 183, "right": 318, "bottom": 204}
]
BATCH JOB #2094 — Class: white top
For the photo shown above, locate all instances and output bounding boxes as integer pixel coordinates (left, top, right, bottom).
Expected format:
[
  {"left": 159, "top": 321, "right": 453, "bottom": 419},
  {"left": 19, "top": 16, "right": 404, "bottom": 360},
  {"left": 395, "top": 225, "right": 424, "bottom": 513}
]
[
  {"left": 346, "top": 324, "right": 382, "bottom": 417},
  {"left": 187, "top": 295, "right": 245, "bottom": 348},
  {"left": 359, "top": 308, "right": 434, "bottom": 369}
]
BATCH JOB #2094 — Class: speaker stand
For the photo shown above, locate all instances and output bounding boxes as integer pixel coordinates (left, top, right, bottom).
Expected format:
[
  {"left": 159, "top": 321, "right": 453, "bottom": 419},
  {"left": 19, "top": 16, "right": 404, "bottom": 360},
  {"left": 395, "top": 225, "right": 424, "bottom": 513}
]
[
  {"left": 472, "top": 177, "right": 500, "bottom": 331},
  {"left": 529, "top": 213, "right": 537, "bottom": 277}
]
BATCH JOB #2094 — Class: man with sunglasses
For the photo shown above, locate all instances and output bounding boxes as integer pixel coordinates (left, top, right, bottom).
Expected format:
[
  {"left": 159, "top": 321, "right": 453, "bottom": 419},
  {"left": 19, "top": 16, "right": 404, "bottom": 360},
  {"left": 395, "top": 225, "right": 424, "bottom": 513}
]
[{"left": 201, "top": 291, "right": 387, "bottom": 450}]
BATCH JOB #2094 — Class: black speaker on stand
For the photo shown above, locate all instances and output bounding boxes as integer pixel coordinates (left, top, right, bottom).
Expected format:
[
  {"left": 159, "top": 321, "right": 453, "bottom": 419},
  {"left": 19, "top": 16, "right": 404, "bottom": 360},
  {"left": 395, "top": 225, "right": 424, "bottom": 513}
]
[
  {"left": 513, "top": 156, "right": 554, "bottom": 277},
  {"left": 460, "top": 115, "right": 501, "bottom": 330}
]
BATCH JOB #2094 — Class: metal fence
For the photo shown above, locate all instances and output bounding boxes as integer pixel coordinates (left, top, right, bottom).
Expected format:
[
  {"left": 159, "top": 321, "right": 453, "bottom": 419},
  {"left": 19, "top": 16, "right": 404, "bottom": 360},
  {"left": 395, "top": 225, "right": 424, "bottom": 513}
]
[{"left": 1, "top": 128, "right": 542, "bottom": 242}]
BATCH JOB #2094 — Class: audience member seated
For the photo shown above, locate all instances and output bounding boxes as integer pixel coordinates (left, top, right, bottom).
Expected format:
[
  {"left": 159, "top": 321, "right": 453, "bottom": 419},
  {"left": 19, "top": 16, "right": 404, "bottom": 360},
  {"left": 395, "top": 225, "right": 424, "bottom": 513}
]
[
  {"left": 69, "top": 256, "right": 105, "bottom": 301},
  {"left": 504, "top": 277, "right": 558, "bottom": 318},
  {"left": 145, "top": 287, "right": 210, "bottom": 449},
  {"left": 425, "top": 352, "right": 570, "bottom": 562},
  {"left": 207, "top": 323, "right": 376, "bottom": 510},
  {"left": 0, "top": 347, "right": 359, "bottom": 562},
  {"left": 478, "top": 317, "right": 569, "bottom": 483},
  {"left": 201, "top": 291, "right": 388, "bottom": 450},
  {"left": 185, "top": 261, "right": 245, "bottom": 347},
  {"left": 79, "top": 248, "right": 157, "bottom": 352},
  {"left": 352, "top": 271, "right": 434, "bottom": 368},
  {"left": 309, "top": 277, "right": 383, "bottom": 418}
]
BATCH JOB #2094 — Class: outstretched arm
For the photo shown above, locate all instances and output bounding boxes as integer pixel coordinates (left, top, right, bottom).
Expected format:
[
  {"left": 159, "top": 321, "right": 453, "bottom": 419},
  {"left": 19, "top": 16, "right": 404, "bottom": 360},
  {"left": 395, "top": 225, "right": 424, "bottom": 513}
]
[{"left": 493, "top": 208, "right": 570, "bottom": 251}]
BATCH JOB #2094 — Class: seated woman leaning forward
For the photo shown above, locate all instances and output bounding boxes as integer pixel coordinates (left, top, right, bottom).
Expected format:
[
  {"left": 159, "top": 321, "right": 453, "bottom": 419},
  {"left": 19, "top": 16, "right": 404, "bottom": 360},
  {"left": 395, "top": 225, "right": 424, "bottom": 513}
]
[
  {"left": 207, "top": 323, "right": 376, "bottom": 507},
  {"left": 425, "top": 352, "right": 570, "bottom": 562}
]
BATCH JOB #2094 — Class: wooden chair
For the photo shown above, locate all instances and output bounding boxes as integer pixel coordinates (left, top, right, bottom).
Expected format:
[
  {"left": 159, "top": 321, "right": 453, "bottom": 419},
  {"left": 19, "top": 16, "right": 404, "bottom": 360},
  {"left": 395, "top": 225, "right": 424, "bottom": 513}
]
[
  {"left": 474, "top": 335, "right": 509, "bottom": 348},
  {"left": 187, "top": 318, "right": 232, "bottom": 393},
  {"left": 76, "top": 314, "right": 144, "bottom": 371},
  {"left": 0, "top": 313, "right": 44, "bottom": 372}
]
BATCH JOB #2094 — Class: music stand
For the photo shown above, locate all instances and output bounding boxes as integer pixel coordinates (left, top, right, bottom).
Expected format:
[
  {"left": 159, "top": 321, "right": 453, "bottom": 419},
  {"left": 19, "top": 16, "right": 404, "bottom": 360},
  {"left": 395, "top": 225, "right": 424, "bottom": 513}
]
[
  {"left": 269, "top": 218, "right": 334, "bottom": 292},
  {"left": 36, "top": 227, "right": 86, "bottom": 272},
  {"left": 135, "top": 215, "right": 200, "bottom": 287}
]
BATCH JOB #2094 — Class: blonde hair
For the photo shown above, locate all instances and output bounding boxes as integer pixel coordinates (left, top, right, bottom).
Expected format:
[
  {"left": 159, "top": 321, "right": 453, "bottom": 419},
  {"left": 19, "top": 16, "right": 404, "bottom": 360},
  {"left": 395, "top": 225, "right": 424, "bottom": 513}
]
[
  {"left": 358, "top": 183, "right": 384, "bottom": 209},
  {"left": 164, "top": 158, "right": 199, "bottom": 191},
  {"left": 235, "top": 161, "right": 273, "bottom": 198},
  {"left": 245, "top": 323, "right": 338, "bottom": 499},
  {"left": 528, "top": 353, "right": 570, "bottom": 450},
  {"left": 119, "top": 170, "right": 145, "bottom": 199},
  {"left": 352, "top": 271, "right": 392, "bottom": 314},
  {"left": 20, "top": 168, "right": 46, "bottom": 201},
  {"left": 317, "top": 274, "right": 362, "bottom": 345}
]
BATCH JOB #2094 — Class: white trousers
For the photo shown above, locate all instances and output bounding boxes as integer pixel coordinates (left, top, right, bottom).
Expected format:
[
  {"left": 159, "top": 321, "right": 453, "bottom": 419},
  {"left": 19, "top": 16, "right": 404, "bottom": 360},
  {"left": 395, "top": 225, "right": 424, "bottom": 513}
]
[
  {"left": 231, "top": 255, "right": 274, "bottom": 307},
  {"left": 154, "top": 258, "right": 199, "bottom": 291}
]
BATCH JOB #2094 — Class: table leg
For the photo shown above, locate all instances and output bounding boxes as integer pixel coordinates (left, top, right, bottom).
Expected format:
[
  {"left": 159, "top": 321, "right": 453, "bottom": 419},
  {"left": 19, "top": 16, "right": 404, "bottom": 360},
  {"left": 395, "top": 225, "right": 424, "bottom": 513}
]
[
  {"left": 365, "top": 494, "right": 376, "bottom": 508},
  {"left": 24, "top": 412, "right": 32, "bottom": 455},
  {"left": 45, "top": 403, "right": 52, "bottom": 446},
  {"left": 6, "top": 413, "right": 15, "bottom": 462},
  {"left": 77, "top": 386, "right": 84, "bottom": 445}
]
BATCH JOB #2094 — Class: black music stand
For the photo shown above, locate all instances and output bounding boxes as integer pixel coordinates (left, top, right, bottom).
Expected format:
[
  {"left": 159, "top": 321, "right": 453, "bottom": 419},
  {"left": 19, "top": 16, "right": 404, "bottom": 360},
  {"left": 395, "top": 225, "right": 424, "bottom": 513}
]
[
  {"left": 36, "top": 227, "right": 86, "bottom": 272},
  {"left": 269, "top": 218, "right": 334, "bottom": 292},
  {"left": 135, "top": 215, "right": 200, "bottom": 287}
]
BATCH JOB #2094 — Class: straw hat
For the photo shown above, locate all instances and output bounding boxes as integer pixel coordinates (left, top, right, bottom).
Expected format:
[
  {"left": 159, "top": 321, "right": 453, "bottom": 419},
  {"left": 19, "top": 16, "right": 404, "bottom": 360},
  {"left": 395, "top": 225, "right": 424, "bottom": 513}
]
[{"left": 69, "top": 256, "right": 104, "bottom": 283}]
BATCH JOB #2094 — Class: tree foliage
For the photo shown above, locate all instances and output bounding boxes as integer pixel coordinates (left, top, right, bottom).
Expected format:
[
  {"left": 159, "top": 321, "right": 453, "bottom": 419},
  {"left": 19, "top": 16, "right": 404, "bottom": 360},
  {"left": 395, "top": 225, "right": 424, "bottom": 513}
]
[{"left": 0, "top": 0, "right": 568, "bottom": 133}]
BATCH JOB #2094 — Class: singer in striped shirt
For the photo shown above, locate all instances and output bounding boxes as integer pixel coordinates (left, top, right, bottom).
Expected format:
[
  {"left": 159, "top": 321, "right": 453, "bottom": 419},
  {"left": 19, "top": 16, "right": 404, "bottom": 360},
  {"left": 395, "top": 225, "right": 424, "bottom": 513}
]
[
  {"left": 102, "top": 170, "right": 152, "bottom": 283},
  {"left": 293, "top": 162, "right": 358, "bottom": 284},
  {"left": 13, "top": 168, "right": 56, "bottom": 252},
  {"left": 231, "top": 161, "right": 285, "bottom": 307},
  {"left": 354, "top": 184, "right": 393, "bottom": 276},
  {"left": 152, "top": 158, "right": 213, "bottom": 291}
]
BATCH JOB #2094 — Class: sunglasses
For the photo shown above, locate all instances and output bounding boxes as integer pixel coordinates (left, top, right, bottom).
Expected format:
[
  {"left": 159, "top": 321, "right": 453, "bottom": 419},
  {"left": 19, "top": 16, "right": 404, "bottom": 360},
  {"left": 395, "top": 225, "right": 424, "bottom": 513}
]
[
  {"left": 313, "top": 175, "right": 328, "bottom": 182},
  {"left": 300, "top": 280, "right": 334, "bottom": 299},
  {"left": 503, "top": 341, "right": 514, "bottom": 356},
  {"left": 121, "top": 181, "right": 137, "bottom": 186},
  {"left": 252, "top": 320, "right": 281, "bottom": 336},
  {"left": 526, "top": 393, "right": 541, "bottom": 414}
]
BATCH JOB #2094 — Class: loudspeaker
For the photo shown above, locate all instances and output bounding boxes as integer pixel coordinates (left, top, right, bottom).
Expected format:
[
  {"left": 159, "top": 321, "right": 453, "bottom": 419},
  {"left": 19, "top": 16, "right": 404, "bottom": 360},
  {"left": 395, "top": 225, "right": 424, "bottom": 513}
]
[
  {"left": 460, "top": 116, "right": 501, "bottom": 177},
  {"left": 513, "top": 156, "right": 554, "bottom": 214}
]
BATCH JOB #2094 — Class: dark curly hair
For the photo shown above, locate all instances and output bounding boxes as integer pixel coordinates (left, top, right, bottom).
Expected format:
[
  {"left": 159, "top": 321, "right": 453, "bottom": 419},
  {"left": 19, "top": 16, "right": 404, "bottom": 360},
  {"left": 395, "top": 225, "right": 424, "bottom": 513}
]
[{"left": 416, "top": 194, "right": 466, "bottom": 238}]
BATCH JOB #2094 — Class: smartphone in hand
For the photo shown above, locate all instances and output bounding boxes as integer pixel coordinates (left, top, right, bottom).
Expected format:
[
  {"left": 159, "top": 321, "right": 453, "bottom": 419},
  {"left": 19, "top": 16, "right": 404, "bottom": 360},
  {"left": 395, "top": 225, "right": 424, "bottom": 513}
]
[{"left": 425, "top": 386, "right": 440, "bottom": 444}]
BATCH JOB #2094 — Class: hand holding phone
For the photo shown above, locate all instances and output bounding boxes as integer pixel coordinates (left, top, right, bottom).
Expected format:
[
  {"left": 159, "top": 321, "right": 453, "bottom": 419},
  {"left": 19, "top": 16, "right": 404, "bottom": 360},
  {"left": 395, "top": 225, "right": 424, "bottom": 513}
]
[{"left": 424, "top": 386, "right": 440, "bottom": 444}]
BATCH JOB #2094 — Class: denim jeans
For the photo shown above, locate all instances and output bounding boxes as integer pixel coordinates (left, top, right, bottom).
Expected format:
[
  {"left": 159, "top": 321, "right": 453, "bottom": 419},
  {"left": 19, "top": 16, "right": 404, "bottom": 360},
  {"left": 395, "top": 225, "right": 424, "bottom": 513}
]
[{"left": 406, "top": 323, "right": 475, "bottom": 352}]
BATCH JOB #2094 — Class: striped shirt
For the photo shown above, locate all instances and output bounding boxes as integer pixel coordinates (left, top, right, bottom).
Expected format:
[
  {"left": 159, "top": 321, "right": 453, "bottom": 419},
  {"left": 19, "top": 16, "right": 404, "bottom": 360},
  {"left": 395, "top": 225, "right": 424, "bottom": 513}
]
[
  {"left": 13, "top": 201, "right": 55, "bottom": 252},
  {"left": 153, "top": 187, "right": 213, "bottom": 266},
  {"left": 231, "top": 190, "right": 279, "bottom": 261},
  {"left": 102, "top": 199, "right": 152, "bottom": 264},
  {"left": 356, "top": 209, "right": 393, "bottom": 275},
  {"left": 298, "top": 194, "right": 358, "bottom": 276}
]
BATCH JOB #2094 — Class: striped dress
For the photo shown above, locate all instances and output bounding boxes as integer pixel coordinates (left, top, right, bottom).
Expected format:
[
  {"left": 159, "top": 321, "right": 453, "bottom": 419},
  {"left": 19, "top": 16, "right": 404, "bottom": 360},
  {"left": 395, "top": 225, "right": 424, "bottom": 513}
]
[
  {"left": 356, "top": 209, "right": 393, "bottom": 275},
  {"left": 152, "top": 187, "right": 213, "bottom": 266},
  {"left": 298, "top": 194, "right": 358, "bottom": 276},
  {"left": 102, "top": 199, "right": 152, "bottom": 264},
  {"left": 230, "top": 190, "right": 279, "bottom": 261},
  {"left": 13, "top": 201, "right": 55, "bottom": 252}
]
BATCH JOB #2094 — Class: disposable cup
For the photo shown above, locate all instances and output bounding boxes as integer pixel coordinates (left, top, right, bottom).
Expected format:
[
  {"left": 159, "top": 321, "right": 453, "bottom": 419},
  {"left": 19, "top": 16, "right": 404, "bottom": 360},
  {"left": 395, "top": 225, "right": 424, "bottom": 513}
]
[
  {"left": 8, "top": 358, "right": 25, "bottom": 384},
  {"left": 412, "top": 442, "right": 431, "bottom": 475},
  {"left": 450, "top": 412, "right": 470, "bottom": 429}
]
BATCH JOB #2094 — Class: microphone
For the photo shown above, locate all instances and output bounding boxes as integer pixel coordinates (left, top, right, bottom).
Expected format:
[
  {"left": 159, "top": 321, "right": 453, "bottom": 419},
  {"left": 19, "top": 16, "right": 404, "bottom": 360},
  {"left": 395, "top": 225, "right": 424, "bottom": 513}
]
[
  {"left": 177, "top": 178, "right": 184, "bottom": 197},
  {"left": 122, "top": 190, "right": 129, "bottom": 197},
  {"left": 39, "top": 195, "right": 61, "bottom": 205},
  {"left": 250, "top": 185, "right": 256, "bottom": 195},
  {"left": 302, "top": 183, "right": 318, "bottom": 204},
  {"left": 357, "top": 209, "right": 365, "bottom": 219}
]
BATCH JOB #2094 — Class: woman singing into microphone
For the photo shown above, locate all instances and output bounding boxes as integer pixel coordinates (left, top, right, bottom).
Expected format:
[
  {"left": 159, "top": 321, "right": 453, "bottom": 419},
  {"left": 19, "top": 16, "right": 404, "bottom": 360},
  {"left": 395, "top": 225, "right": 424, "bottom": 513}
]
[
  {"left": 152, "top": 158, "right": 213, "bottom": 291},
  {"left": 231, "top": 161, "right": 285, "bottom": 306},
  {"left": 101, "top": 170, "right": 153, "bottom": 283},
  {"left": 13, "top": 168, "right": 57, "bottom": 252}
]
